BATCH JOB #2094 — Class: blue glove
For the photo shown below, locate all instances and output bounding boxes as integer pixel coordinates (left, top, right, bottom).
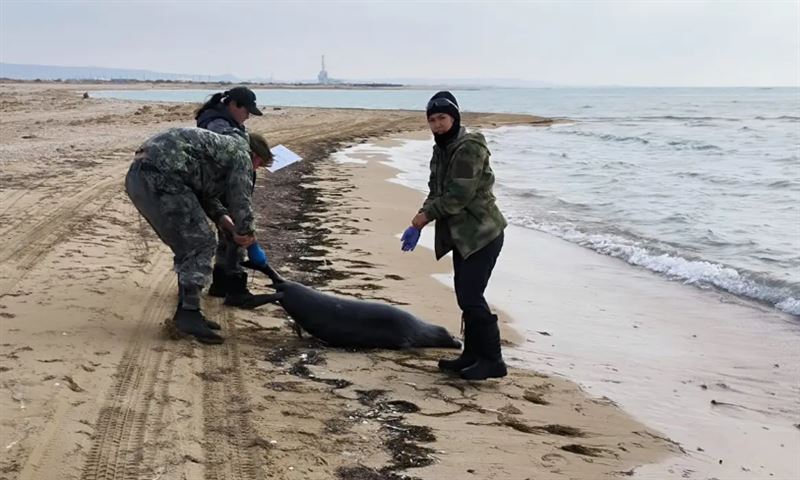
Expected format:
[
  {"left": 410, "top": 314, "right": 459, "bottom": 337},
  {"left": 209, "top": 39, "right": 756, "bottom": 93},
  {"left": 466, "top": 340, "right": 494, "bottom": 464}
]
[
  {"left": 247, "top": 243, "right": 268, "bottom": 267},
  {"left": 401, "top": 226, "right": 421, "bottom": 252}
]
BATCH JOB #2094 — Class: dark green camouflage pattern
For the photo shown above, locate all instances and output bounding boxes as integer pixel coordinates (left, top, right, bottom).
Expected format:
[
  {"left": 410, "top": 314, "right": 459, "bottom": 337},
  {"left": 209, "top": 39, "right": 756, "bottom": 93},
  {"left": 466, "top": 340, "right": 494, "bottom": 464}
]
[
  {"left": 421, "top": 127, "right": 507, "bottom": 260},
  {"left": 125, "top": 127, "right": 256, "bottom": 289},
  {"left": 133, "top": 127, "right": 255, "bottom": 235},
  {"left": 201, "top": 116, "right": 251, "bottom": 275}
]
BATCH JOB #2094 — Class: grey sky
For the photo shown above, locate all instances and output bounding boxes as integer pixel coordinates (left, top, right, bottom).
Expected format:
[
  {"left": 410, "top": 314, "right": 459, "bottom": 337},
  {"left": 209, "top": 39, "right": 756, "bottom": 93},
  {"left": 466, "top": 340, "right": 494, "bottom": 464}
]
[{"left": 1, "top": 0, "right": 798, "bottom": 86}]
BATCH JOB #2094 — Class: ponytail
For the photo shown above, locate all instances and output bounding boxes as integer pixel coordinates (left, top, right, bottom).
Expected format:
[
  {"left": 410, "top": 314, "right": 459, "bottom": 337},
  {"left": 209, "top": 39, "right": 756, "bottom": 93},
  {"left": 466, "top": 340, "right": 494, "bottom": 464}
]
[{"left": 194, "top": 92, "right": 226, "bottom": 120}]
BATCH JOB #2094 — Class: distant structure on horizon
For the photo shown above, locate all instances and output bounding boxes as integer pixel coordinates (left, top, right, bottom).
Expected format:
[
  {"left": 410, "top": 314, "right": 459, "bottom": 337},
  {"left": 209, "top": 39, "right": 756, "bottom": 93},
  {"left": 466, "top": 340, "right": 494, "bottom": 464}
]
[{"left": 317, "top": 55, "right": 329, "bottom": 84}]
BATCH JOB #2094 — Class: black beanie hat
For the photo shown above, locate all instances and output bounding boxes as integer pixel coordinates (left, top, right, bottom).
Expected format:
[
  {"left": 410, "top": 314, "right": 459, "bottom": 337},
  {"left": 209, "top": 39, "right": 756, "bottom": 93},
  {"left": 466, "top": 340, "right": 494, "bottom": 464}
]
[{"left": 426, "top": 91, "right": 460, "bottom": 123}]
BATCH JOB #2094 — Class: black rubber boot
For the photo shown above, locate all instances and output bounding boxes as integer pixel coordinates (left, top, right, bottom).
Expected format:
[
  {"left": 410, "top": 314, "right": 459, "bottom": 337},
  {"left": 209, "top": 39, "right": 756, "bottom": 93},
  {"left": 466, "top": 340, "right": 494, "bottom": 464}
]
[
  {"left": 207, "top": 265, "right": 228, "bottom": 298},
  {"left": 223, "top": 272, "right": 256, "bottom": 308},
  {"left": 173, "top": 308, "right": 224, "bottom": 344},
  {"left": 178, "top": 284, "right": 221, "bottom": 330},
  {"left": 459, "top": 314, "right": 507, "bottom": 380},
  {"left": 438, "top": 316, "right": 476, "bottom": 372},
  {"left": 204, "top": 316, "right": 222, "bottom": 330}
]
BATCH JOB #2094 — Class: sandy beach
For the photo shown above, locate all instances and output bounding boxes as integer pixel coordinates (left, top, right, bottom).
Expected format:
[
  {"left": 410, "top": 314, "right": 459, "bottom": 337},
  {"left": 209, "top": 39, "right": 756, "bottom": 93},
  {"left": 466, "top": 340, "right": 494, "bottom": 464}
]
[
  {"left": 334, "top": 136, "right": 800, "bottom": 480},
  {"left": 1, "top": 82, "right": 682, "bottom": 479}
]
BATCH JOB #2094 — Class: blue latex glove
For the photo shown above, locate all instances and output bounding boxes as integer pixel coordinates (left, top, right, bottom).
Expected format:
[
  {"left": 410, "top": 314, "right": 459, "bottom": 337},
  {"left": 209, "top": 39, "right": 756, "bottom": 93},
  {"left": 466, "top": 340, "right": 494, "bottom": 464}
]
[
  {"left": 247, "top": 243, "right": 268, "bottom": 267},
  {"left": 401, "top": 226, "right": 421, "bottom": 252}
]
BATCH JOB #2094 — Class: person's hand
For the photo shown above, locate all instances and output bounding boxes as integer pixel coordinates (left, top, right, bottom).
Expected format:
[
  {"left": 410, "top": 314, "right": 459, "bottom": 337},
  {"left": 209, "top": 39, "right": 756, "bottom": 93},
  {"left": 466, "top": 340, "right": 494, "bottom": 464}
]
[
  {"left": 217, "top": 215, "right": 235, "bottom": 233},
  {"left": 411, "top": 212, "right": 429, "bottom": 230},
  {"left": 401, "top": 226, "right": 421, "bottom": 252},
  {"left": 233, "top": 233, "right": 256, "bottom": 247},
  {"left": 247, "top": 243, "right": 268, "bottom": 267}
]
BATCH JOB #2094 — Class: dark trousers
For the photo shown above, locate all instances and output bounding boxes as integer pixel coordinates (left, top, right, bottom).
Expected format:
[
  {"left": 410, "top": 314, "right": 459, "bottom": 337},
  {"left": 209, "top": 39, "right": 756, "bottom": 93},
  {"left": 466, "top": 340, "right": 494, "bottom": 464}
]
[
  {"left": 214, "top": 228, "right": 245, "bottom": 274},
  {"left": 452, "top": 232, "right": 504, "bottom": 323}
]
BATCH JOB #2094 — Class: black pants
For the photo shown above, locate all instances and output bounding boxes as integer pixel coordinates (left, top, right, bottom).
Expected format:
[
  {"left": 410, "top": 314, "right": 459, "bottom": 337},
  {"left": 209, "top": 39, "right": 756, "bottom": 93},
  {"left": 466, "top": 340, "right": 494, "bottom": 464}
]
[
  {"left": 452, "top": 232, "right": 504, "bottom": 323},
  {"left": 214, "top": 228, "right": 245, "bottom": 275}
]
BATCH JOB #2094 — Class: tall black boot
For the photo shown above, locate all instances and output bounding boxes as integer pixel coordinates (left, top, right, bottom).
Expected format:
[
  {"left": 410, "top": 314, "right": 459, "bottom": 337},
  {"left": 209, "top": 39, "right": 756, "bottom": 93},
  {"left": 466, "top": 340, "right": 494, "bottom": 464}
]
[
  {"left": 207, "top": 265, "right": 228, "bottom": 298},
  {"left": 175, "top": 285, "right": 224, "bottom": 344},
  {"left": 223, "top": 271, "right": 256, "bottom": 307},
  {"left": 459, "top": 314, "right": 507, "bottom": 380},
  {"left": 438, "top": 315, "right": 476, "bottom": 372},
  {"left": 173, "top": 309, "right": 225, "bottom": 344},
  {"left": 178, "top": 283, "right": 221, "bottom": 330}
]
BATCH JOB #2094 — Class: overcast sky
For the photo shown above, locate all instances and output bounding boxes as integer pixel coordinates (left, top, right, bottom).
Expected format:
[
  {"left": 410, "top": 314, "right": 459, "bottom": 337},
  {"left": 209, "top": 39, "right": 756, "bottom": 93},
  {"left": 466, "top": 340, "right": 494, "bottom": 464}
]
[{"left": 1, "top": 0, "right": 798, "bottom": 86}]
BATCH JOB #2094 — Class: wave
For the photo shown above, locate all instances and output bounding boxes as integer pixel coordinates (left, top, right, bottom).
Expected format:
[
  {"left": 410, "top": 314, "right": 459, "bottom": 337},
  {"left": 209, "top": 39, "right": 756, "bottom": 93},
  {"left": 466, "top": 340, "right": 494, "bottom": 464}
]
[
  {"left": 509, "top": 215, "right": 800, "bottom": 316},
  {"left": 551, "top": 128, "right": 723, "bottom": 152},
  {"left": 766, "top": 179, "right": 799, "bottom": 189},
  {"left": 669, "top": 171, "right": 745, "bottom": 186},
  {"left": 651, "top": 115, "right": 740, "bottom": 122},
  {"left": 578, "top": 115, "right": 742, "bottom": 122},
  {"left": 552, "top": 129, "right": 650, "bottom": 145},
  {"left": 666, "top": 139, "right": 722, "bottom": 151},
  {"left": 755, "top": 115, "right": 800, "bottom": 121}
]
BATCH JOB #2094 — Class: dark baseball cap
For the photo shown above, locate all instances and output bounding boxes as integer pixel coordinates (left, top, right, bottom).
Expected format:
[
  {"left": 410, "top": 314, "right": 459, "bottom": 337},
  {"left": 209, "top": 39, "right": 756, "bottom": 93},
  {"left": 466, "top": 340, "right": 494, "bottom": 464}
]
[
  {"left": 248, "top": 132, "right": 273, "bottom": 165},
  {"left": 225, "top": 86, "right": 263, "bottom": 116}
]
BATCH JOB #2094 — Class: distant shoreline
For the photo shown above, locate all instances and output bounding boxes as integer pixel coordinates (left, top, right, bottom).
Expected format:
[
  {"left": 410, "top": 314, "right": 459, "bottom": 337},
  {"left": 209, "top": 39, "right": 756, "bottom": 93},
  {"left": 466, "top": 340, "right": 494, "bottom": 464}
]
[{"left": 0, "top": 78, "right": 489, "bottom": 91}]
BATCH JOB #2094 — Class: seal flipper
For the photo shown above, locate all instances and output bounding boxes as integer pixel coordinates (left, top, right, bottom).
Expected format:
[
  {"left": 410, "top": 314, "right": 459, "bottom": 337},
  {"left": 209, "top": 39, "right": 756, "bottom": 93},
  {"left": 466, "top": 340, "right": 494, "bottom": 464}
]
[
  {"left": 238, "top": 292, "right": 284, "bottom": 309},
  {"left": 292, "top": 321, "right": 304, "bottom": 339}
]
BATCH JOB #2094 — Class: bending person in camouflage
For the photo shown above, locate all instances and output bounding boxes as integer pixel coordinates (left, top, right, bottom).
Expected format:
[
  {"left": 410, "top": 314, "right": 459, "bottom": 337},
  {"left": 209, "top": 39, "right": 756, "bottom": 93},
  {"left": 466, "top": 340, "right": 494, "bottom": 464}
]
[
  {"left": 125, "top": 128, "right": 272, "bottom": 344},
  {"left": 401, "top": 91, "right": 508, "bottom": 380},
  {"left": 195, "top": 86, "right": 263, "bottom": 307}
]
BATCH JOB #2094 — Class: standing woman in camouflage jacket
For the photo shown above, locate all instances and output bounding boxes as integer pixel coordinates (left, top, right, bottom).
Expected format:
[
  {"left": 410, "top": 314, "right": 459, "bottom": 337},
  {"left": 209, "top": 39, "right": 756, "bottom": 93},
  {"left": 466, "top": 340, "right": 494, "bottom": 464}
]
[
  {"left": 195, "top": 86, "right": 264, "bottom": 307},
  {"left": 402, "top": 91, "right": 508, "bottom": 380},
  {"left": 125, "top": 128, "right": 272, "bottom": 344}
]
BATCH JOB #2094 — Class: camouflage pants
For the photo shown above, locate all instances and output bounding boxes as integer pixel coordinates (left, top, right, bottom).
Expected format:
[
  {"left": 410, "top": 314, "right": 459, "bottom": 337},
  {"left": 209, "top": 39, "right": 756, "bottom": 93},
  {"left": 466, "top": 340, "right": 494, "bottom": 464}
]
[
  {"left": 125, "top": 162, "right": 216, "bottom": 290},
  {"left": 214, "top": 228, "right": 245, "bottom": 274}
]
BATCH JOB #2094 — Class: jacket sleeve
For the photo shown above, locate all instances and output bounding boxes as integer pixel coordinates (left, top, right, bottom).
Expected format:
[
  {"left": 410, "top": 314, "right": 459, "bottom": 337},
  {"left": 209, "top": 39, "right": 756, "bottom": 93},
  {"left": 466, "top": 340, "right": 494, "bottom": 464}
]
[
  {"left": 201, "top": 196, "right": 229, "bottom": 224},
  {"left": 422, "top": 141, "right": 486, "bottom": 220},
  {"left": 225, "top": 152, "right": 257, "bottom": 235},
  {"left": 419, "top": 156, "right": 437, "bottom": 214}
]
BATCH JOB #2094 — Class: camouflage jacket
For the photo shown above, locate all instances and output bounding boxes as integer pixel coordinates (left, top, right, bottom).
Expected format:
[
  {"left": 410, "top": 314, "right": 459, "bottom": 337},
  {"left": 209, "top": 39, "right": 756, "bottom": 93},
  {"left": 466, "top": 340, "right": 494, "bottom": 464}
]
[
  {"left": 196, "top": 105, "right": 256, "bottom": 201},
  {"left": 420, "top": 127, "right": 507, "bottom": 260},
  {"left": 134, "top": 128, "right": 256, "bottom": 235}
]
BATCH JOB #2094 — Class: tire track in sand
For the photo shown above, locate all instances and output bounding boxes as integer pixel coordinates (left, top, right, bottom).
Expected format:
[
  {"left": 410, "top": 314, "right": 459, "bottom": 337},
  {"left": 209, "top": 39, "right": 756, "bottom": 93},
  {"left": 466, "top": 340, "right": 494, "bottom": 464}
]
[
  {"left": 201, "top": 302, "right": 264, "bottom": 480},
  {"left": 0, "top": 164, "right": 128, "bottom": 296},
  {"left": 78, "top": 257, "right": 176, "bottom": 480}
]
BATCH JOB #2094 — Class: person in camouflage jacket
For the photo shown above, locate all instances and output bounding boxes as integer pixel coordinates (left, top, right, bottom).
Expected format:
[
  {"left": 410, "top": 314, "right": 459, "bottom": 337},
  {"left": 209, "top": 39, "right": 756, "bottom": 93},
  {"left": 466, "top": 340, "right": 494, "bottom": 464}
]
[
  {"left": 403, "top": 91, "right": 508, "bottom": 380},
  {"left": 195, "top": 86, "right": 264, "bottom": 307},
  {"left": 125, "top": 127, "right": 272, "bottom": 344}
]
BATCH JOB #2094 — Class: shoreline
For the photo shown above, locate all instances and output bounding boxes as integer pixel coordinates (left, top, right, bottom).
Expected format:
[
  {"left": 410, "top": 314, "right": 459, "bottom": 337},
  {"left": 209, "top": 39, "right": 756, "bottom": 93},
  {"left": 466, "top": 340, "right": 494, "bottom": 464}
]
[
  {"left": 342, "top": 133, "right": 800, "bottom": 480},
  {"left": 296, "top": 135, "right": 681, "bottom": 477},
  {"left": 0, "top": 79, "right": 488, "bottom": 91},
  {"left": 0, "top": 82, "right": 675, "bottom": 479}
]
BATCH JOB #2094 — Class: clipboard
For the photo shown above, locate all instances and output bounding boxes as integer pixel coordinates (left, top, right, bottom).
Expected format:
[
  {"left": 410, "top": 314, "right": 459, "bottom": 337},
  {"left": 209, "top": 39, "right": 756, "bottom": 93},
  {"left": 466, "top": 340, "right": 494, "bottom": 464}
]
[{"left": 268, "top": 145, "right": 303, "bottom": 172}]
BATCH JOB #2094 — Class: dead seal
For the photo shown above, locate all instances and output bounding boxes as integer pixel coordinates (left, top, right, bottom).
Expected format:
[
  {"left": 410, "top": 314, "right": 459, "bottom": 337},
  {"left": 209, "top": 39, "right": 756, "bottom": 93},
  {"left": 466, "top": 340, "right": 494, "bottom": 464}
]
[{"left": 242, "top": 262, "right": 461, "bottom": 350}]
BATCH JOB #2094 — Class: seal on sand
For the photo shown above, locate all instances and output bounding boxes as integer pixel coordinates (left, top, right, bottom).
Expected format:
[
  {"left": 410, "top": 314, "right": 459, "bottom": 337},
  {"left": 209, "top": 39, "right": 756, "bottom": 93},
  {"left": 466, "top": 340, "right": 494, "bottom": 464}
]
[{"left": 242, "top": 262, "right": 461, "bottom": 350}]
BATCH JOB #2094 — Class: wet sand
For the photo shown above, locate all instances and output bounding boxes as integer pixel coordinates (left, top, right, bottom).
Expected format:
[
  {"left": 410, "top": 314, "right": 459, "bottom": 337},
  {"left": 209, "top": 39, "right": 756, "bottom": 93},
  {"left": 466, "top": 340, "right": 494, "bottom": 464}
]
[{"left": 333, "top": 135, "right": 800, "bottom": 480}]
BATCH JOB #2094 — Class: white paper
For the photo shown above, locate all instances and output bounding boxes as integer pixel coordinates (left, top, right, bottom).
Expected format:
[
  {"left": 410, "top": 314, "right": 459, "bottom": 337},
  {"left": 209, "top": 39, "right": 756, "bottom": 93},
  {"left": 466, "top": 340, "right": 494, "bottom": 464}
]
[{"left": 267, "top": 144, "right": 302, "bottom": 172}]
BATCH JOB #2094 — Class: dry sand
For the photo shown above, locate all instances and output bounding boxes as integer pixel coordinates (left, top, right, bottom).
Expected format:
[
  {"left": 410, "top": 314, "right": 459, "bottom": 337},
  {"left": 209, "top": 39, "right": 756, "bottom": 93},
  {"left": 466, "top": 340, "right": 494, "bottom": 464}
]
[{"left": 0, "top": 82, "right": 676, "bottom": 480}]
